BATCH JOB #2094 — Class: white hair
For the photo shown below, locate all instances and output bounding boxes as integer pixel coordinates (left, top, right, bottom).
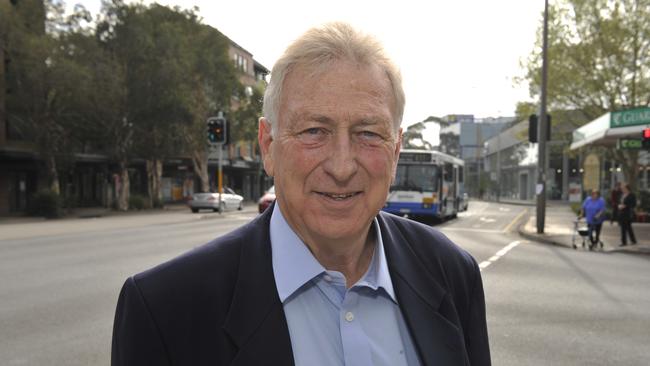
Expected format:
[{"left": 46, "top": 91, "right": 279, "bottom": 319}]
[{"left": 262, "top": 22, "right": 405, "bottom": 135}]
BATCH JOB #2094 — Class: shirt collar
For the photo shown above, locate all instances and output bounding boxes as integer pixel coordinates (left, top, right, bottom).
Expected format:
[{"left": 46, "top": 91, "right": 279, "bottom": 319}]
[{"left": 270, "top": 204, "right": 397, "bottom": 303}]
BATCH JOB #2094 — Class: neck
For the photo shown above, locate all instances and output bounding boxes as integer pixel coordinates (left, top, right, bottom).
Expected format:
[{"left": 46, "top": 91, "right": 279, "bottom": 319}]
[{"left": 305, "top": 227, "right": 376, "bottom": 288}]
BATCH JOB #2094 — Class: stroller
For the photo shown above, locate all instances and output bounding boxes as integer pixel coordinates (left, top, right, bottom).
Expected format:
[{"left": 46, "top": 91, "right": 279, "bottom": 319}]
[{"left": 571, "top": 218, "right": 591, "bottom": 250}]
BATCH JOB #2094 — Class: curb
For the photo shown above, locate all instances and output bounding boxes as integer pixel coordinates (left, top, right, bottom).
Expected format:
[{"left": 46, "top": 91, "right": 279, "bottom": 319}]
[
  {"left": 516, "top": 214, "right": 570, "bottom": 249},
  {"left": 516, "top": 213, "right": 650, "bottom": 256}
]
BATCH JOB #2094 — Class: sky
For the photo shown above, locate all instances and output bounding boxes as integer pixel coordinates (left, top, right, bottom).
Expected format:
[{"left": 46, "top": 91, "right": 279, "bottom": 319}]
[{"left": 73, "top": 0, "right": 544, "bottom": 126}]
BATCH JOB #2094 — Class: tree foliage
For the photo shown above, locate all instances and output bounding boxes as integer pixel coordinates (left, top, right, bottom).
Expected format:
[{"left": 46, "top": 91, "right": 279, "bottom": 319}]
[
  {"left": 522, "top": 0, "right": 650, "bottom": 189},
  {"left": 5, "top": 0, "right": 252, "bottom": 208}
]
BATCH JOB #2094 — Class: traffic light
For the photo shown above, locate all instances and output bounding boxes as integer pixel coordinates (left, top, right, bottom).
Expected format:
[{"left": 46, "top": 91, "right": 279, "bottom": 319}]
[
  {"left": 207, "top": 117, "right": 227, "bottom": 145},
  {"left": 643, "top": 127, "right": 650, "bottom": 149},
  {"left": 528, "top": 114, "right": 538, "bottom": 143},
  {"left": 528, "top": 114, "right": 552, "bottom": 143}
]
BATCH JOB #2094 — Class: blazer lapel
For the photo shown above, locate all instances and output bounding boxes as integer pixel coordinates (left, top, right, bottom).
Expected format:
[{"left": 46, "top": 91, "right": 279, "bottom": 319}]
[
  {"left": 379, "top": 214, "right": 466, "bottom": 366},
  {"left": 222, "top": 205, "right": 295, "bottom": 366}
]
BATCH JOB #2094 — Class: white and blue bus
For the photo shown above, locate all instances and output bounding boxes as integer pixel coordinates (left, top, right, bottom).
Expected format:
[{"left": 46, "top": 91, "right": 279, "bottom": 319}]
[{"left": 383, "top": 149, "right": 465, "bottom": 220}]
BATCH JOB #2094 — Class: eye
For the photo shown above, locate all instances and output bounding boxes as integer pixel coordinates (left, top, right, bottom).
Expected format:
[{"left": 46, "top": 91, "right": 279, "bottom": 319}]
[
  {"left": 297, "top": 127, "right": 328, "bottom": 144},
  {"left": 303, "top": 128, "right": 323, "bottom": 135},
  {"left": 357, "top": 130, "right": 383, "bottom": 143}
]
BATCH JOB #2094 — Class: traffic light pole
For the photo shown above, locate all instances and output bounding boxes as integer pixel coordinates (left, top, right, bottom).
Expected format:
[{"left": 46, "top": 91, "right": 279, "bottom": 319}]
[
  {"left": 218, "top": 145, "right": 223, "bottom": 214},
  {"left": 208, "top": 112, "right": 227, "bottom": 214},
  {"left": 536, "top": 0, "right": 550, "bottom": 234}
]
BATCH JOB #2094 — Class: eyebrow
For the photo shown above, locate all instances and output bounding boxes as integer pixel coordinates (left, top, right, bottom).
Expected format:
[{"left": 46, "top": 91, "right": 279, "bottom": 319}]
[{"left": 287, "top": 111, "right": 392, "bottom": 132}]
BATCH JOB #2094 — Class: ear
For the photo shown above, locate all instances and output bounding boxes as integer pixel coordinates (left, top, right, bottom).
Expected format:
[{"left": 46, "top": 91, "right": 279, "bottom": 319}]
[
  {"left": 394, "top": 127, "right": 402, "bottom": 158},
  {"left": 258, "top": 117, "right": 274, "bottom": 177},
  {"left": 391, "top": 128, "right": 402, "bottom": 181}
]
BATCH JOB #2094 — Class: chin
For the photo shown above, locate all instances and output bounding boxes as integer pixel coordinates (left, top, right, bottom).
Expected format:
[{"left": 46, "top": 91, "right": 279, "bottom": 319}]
[{"left": 309, "top": 212, "right": 371, "bottom": 237}]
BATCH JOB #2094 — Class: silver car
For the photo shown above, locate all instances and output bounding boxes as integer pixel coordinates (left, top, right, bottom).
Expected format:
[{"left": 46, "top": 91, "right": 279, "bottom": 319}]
[{"left": 188, "top": 187, "right": 243, "bottom": 213}]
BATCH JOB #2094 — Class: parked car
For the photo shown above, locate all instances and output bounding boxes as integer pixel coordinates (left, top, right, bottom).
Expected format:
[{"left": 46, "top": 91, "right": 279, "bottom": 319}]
[
  {"left": 258, "top": 185, "right": 276, "bottom": 213},
  {"left": 188, "top": 187, "right": 243, "bottom": 213}
]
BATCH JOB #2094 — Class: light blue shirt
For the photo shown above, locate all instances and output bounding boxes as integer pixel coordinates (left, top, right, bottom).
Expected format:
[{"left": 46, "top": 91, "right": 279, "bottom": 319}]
[{"left": 270, "top": 204, "right": 421, "bottom": 366}]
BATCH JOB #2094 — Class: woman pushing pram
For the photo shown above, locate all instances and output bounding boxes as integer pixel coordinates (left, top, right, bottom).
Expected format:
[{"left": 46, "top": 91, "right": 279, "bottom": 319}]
[{"left": 578, "top": 189, "right": 606, "bottom": 250}]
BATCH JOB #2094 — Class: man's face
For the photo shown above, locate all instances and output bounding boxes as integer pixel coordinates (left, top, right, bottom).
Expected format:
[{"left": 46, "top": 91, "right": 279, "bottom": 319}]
[{"left": 259, "top": 60, "right": 401, "bottom": 244}]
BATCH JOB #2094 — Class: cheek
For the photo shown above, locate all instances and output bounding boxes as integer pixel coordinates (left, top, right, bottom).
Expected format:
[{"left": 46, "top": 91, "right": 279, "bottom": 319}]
[
  {"left": 280, "top": 145, "right": 324, "bottom": 178},
  {"left": 360, "top": 149, "right": 397, "bottom": 180}
]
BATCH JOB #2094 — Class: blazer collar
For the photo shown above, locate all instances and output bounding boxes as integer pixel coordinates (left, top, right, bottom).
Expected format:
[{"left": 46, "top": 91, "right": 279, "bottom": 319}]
[
  {"left": 222, "top": 202, "right": 295, "bottom": 365},
  {"left": 378, "top": 212, "right": 466, "bottom": 366}
]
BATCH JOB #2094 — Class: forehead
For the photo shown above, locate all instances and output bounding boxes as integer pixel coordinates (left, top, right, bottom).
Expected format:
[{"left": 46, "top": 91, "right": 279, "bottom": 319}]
[{"left": 279, "top": 60, "right": 395, "bottom": 125}]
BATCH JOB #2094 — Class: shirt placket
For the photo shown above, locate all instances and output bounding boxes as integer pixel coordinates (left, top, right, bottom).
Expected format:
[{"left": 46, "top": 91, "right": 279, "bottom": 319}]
[{"left": 340, "top": 287, "right": 373, "bottom": 366}]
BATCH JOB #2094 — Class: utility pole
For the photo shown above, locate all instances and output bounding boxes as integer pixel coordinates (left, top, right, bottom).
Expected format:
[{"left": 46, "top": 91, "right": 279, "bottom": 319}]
[{"left": 536, "top": 0, "right": 550, "bottom": 233}]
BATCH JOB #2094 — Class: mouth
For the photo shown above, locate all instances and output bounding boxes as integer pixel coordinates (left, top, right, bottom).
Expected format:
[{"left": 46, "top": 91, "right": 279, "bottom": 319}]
[{"left": 315, "top": 191, "right": 362, "bottom": 201}]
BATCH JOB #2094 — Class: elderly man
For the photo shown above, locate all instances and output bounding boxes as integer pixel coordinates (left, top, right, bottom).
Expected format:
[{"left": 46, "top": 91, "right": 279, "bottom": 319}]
[{"left": 112, "top": 22, "right": 490, "bottom": 366}]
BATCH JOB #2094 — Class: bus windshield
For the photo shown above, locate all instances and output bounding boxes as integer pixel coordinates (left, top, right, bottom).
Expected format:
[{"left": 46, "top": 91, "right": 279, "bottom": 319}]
[{"left": 391, "top": 164, "right": 439, "bottom": 193}]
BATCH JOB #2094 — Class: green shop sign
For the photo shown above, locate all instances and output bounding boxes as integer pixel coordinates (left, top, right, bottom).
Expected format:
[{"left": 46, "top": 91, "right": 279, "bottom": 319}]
[
  {"left": 611, "top": 107, "right": 650, "bottom": 128},
  {"left": 617, "top": 138, "right": 642, "bottom": 150}
]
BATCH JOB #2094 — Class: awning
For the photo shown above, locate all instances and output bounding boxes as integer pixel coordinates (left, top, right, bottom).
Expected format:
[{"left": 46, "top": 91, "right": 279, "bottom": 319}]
[{"left": 570, "top": 107, "right": 650, "bottom": 150}]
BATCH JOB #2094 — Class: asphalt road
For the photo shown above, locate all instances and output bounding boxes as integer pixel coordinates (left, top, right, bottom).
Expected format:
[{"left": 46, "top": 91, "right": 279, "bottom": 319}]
[{"left": 1, "top": 201, "right": 648, "bottom": 365}]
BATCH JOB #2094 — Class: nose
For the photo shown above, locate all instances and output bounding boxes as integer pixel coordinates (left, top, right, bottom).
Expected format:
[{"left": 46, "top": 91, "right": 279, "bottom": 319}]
[{"left": 322, "top": 132, "right": 358, "bottom": 183}]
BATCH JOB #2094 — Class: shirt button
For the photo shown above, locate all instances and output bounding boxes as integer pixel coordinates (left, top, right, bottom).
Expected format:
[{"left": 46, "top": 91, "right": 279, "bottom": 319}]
[{"left": 345, "top": 311, "right": 354, "bottom": 322}]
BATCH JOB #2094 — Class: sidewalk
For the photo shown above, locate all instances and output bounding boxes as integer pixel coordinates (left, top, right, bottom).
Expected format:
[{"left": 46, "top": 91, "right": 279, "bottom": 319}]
[
  {"left": 0, "top": 202, "right": 191, "bottom": 225},
  {"left": 517, "top": 202, "right": 650, "bottom": 255}
]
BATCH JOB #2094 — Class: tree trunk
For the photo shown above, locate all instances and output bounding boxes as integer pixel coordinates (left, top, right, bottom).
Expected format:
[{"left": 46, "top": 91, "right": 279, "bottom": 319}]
[
  {"left": 116, "top": 160, "right": 129, "bottom": 211},
  {"left": 46, "top": 155, "right": 60, "bottom": 195},
  {"left": 146, "top": 159, "right": 163, "bottom": 207},
  {"left": 192, "top": 149, "right": 210, "bottom": 193}
]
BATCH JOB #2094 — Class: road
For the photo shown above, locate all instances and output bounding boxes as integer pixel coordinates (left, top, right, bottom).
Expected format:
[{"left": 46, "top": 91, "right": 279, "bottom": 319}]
[{"left": 1, "top": 202, "right": 649, "bottom": 365}]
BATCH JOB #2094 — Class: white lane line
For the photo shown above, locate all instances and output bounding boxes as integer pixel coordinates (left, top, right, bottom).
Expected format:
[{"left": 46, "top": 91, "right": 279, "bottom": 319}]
[{"left": 479, "top": 240, "right": 521, "bottom": 272}]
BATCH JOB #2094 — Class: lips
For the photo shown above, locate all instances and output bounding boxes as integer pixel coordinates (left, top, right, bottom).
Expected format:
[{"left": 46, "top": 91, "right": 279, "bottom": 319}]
[{"left": 316, "top": 191, "right": 361, "bottom": 201}]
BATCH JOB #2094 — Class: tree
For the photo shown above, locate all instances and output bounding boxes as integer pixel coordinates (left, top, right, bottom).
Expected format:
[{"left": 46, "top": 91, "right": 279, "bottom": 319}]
[
  {"left": 522, "top": 0, "right": 650, "bottom": 191},
  {"left": 101, "top": 3, "right": 195, "bottom": 206},
  {"left": 179, "top": 22, "right": 240, "bottom": 194},
  {"left": 4, "top": 0, "right": 92, "bottom": 195}
]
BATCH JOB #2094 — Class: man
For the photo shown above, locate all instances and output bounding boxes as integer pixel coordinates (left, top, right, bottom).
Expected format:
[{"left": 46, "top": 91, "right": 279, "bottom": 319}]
[
  {"left": 618, "top": 182, "right": 637, "bottom": 246},
  {"left": 112, "top": 22, "right": 490, "bottom": 366}
]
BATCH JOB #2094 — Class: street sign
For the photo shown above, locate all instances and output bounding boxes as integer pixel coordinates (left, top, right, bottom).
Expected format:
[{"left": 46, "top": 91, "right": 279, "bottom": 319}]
[
  {"left": 617, "top": 138, "right": 643, "bottom": 150},
  {"left": 610, "top": 107, "right": 650, "bottom": 128}
]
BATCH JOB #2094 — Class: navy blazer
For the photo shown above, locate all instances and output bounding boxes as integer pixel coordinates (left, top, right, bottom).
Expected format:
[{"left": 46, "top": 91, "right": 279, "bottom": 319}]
[{"left": 112, "top": 206, "right": 491, "bottom": 366}]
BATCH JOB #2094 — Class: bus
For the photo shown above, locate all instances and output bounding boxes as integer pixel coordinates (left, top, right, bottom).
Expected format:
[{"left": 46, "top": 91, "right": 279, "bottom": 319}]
[{"left": 383, "top": 149, "right": 465, "bottom": 220}]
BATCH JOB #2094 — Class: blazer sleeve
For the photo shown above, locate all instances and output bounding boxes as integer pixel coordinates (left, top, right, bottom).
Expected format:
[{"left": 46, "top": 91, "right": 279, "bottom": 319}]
[
  {"left": 111, "top": 277, "right": 171, "bottom": 366},
  {"left": 466, "top": 260, "right": 491, "bottom": 366}
]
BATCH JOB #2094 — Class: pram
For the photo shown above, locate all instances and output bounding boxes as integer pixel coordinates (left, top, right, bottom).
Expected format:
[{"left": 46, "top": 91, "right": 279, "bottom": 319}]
[{"left": 571, "top": 218, "right": 591, "bottom": 250}]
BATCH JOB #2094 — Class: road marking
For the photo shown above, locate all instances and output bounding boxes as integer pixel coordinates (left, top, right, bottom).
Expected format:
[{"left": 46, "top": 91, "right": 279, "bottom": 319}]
[
  {"left": 503, "top": 209, "right": 528, "bottom": 233},
  {"left": 479, "top": 240, "right": 521, "bottom": 271},
  {"left": 479, "top": 217, "right": 496, "bottom": 223}
]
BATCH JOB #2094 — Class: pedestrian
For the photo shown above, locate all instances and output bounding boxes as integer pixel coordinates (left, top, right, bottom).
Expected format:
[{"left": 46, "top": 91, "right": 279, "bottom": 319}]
[
  {"left": 111, "top": 22, "right": 491, "bottom": 366},
  {"left": 610, "top": 181, "right": 622, "bottom": 225},
  {"left": 618, "top": 183, "right": 637, "bottom": 246},
  {"left": 581, "top": 189, "right": 606, "bottom": 249}
]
